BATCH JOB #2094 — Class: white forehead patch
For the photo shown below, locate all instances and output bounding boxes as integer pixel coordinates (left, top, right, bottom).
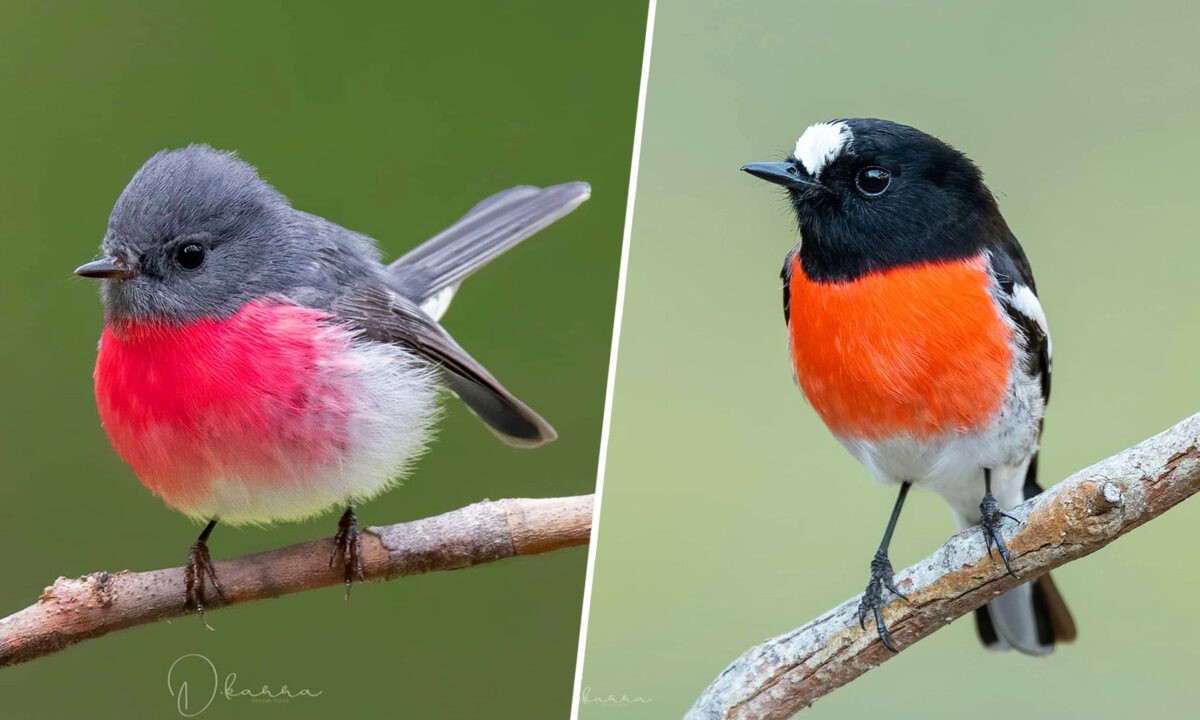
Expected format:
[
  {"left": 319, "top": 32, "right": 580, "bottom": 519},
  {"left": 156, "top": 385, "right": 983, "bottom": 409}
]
[{"left": 793, "top": 121, "right": 853, "bottom": 178}]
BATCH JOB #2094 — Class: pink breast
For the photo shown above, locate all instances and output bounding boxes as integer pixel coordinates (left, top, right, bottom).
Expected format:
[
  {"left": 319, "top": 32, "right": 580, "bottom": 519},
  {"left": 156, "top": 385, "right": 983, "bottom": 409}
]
[{"left": 95, "top": 300, "right": 354, "bottom": 509}]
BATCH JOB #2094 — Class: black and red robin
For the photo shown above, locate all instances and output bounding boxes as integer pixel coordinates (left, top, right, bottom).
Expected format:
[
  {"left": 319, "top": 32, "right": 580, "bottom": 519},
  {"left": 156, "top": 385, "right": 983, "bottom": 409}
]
[{"left": 744, "top": 118, "right": 1075, "bottom": 654}]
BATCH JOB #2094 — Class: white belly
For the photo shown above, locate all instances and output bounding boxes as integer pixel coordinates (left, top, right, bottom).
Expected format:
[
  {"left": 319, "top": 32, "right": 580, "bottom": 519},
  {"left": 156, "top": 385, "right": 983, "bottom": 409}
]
[
  {"left": 186, "top": 339, "right": 442, "bottom": 525},
  {"left": 836, "top": 364, "right": 1044, "bottom": 522}
]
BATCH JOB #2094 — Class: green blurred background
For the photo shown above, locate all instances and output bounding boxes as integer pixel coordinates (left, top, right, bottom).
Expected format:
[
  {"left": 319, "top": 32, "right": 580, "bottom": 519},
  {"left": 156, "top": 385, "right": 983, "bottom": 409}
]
[
  {"left": 581, "top": 1, "right": 1200, "bottom": 718},
  {"left": 0, "top": 1, "right": 644, "bottom": 717}
]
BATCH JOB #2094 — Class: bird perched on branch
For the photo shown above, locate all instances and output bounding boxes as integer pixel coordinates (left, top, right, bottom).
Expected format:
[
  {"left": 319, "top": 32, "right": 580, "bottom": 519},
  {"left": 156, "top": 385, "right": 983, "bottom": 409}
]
[
  {"left": 743, "top": 118, "right": 1075, "bottom": 654},
  {"left": 77, "top": 145, "right": 589, "bottom": 619}
]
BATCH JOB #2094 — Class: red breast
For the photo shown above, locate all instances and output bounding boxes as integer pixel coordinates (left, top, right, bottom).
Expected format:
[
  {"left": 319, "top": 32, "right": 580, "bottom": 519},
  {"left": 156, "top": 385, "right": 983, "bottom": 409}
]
[
  {"left": 787, "top": 252, "right": 1012, "bottom": 441},
  {"left": 95, "top": 300, "right": 354, "bottom": 507}
]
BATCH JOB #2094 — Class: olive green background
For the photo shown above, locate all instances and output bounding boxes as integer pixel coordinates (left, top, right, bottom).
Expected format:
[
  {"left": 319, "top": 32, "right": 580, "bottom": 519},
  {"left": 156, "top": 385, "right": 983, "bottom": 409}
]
[
  {"left": 581, "top": 1, "right": 1200, "bottom": 718},
  {"left": 0, "top": 1, "right": 645, "bottom": 718}
]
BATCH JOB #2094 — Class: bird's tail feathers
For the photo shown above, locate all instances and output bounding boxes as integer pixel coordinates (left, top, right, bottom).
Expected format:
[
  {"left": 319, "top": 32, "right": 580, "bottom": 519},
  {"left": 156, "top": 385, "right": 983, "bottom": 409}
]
[{"left": 388, "top": 182, "right": 591, "bottom": 317}]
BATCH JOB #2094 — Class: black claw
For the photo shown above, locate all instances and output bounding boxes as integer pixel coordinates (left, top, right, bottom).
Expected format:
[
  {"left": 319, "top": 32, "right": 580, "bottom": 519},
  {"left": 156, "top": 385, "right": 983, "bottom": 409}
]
[
  {"left": 184, "top": 525, "right": 224, "bottom": 627},
  {"left": 856, "top": 550, "right": 905, "bottom": 652},
  {"left": 883, "top": 577, "right": 908, "bottom": 602},
  {"left": 980, "top": 491, "right": 1019, "bottom": 578},
  {"left": 331, "top": 507, "right": 366, "bottom": 596}
]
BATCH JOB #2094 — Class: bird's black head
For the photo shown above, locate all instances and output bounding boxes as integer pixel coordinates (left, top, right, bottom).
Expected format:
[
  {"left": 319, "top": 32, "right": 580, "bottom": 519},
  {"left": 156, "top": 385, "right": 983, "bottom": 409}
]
[
  {"left": 76, "top": 145, "right": 329, "bottom": 323},
  {"left": 743, "top": 118, "right": 1009, "bottom": 281}
]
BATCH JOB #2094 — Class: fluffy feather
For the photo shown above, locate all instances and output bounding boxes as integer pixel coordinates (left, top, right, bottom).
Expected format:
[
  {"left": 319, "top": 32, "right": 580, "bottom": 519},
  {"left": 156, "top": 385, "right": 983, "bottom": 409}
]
[
  {"left": 762, "top": 119, "right": 1071, "bottom": 655},
  {"left": 96, "top": 300, "right": 440, "bottom": 525}
]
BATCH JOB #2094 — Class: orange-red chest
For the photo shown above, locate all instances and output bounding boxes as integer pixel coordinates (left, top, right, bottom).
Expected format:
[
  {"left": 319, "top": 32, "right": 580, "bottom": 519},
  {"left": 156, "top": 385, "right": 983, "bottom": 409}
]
[{"left": 786, "top": 253, "right": 1012, "bottom": 441}]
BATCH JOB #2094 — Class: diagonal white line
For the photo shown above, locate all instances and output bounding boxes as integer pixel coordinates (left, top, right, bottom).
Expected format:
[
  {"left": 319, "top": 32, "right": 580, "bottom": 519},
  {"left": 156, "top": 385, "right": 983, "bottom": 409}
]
[{"left": 569, "top": 1, "right": 659, "bottom": 717}]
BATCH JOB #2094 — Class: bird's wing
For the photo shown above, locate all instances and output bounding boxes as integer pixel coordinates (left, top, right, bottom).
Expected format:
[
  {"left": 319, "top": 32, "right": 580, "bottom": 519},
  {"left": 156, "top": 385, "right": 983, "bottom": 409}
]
[
  {"left": 988, "top": 238, "right": 1051, "bottom": 405},
  {"left": 387, "top": 182, "right": 591, "bottom": 307},
  {"left": 332, "top": 284, "right": 556, "bottom": 448},
  {"left": 780, "top": 247, "right": 804, "bottom": 387},
  {"left": 988, "top": 236, "right": 1051, "bottom": 503},
  {"left": 780, "top": 247, "right": 799, "bottom": 324}
]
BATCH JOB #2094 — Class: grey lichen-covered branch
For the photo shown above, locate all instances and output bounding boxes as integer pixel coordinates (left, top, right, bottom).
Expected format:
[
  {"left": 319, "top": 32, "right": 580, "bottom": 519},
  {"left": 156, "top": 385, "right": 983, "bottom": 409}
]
[
  {"left": 688, "top": 414, "right": 1200, "bottom": 720},
  {"left": 0, "top": 494, "right": 593, "bottom": 669}
]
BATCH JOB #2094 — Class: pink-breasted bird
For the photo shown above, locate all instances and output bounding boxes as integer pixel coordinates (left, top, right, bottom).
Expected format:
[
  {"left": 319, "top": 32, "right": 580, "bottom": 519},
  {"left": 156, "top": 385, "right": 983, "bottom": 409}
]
[{"left": 76, "top": 145, "right": 589, "bottom": 617}]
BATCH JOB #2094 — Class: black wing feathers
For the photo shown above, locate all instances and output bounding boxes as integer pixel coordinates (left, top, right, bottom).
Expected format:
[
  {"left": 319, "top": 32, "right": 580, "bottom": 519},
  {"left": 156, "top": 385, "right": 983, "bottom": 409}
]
[
  {"left": 333, "top": 285, "right": 556, "bottom": 448},
  {"left": 781, "top": 248, "right": 797, "bottom": 323},
  {"left": 988, "top": 236, "right": 1051, "bottom": 404}
]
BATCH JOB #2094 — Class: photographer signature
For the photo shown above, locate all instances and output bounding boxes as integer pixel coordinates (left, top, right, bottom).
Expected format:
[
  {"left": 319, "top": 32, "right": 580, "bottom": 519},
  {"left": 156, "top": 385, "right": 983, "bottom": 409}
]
[
  {"left": 167, "top": 653, "right": 323, "bottom": 717},
  {"left": 580, "top": 686, "right": 653, "bottom": 707}
]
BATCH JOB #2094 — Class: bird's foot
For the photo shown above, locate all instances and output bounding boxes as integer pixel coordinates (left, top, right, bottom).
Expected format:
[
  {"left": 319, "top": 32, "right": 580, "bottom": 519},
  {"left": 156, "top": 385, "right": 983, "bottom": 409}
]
[
  {"left": 330, "top": 507, "right": 365, "bottom": 596},
  {"left": 980, "top": 491, "right": 1020, "bottom": 578},
  {"left": 184, "top": 538, "right": 224, "bottom": 627},
  {"left": 856, "top": 550, "right": 907, "bottom": 652}
]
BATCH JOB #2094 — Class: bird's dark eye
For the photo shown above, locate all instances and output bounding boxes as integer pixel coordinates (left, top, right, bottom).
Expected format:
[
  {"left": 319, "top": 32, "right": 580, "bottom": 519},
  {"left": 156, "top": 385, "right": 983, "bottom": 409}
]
[
  {"left": 175, "top": 243, "right": 206, "bottom": 270},
  {"left": 855, "top": 166, "right": 892, "bottom": 196}
]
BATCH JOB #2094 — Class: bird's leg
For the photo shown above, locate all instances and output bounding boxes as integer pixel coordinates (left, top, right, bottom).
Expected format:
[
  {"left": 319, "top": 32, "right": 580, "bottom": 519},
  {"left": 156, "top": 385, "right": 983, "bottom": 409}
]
[
  {"left": 856, "top": 481, "right": 911, "bottom": 653},
  {"left": 979, "top": 468, "right": 1020, "bottom": 578},
  {"left": 184, "top": 519, "right": 225, "bottom": 627},
  {"left": 330, "top": 506, "right": 365, "bottom": 596}
]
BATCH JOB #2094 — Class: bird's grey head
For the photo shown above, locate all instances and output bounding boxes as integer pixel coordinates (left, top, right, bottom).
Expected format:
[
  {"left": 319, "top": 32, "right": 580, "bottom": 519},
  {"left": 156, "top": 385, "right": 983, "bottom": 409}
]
[{"left": 77, "top": 145, "right": 315, "bottom": 323}]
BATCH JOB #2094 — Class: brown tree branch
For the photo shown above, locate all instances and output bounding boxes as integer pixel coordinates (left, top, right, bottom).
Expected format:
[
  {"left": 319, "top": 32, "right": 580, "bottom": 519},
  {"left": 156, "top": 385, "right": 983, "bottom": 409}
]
[
  {"left": 0, "top": 494, "right": 593, "bottom": 669},
  {"left": 688, "top": 414, "right": 1200, "bottom": 720}
]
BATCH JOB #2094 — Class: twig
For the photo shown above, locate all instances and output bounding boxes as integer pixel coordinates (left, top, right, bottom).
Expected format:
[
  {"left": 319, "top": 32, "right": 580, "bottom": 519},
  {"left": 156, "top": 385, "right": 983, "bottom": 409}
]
[
  {"left": 688, "top": 414, "right": 1200, "bottom": 720},
  {"left": 0, "top": 494, "right": 593, "bottom": 668}
]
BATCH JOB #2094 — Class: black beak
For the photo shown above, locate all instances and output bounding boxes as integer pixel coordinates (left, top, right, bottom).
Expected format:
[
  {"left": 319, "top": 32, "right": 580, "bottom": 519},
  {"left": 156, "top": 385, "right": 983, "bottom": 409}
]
[
  {"left": 75, "top": 257, "right": 138, "bottom": 280},
  {"left": 741, "top": 161, "right": 824, "bottom": 191}
]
